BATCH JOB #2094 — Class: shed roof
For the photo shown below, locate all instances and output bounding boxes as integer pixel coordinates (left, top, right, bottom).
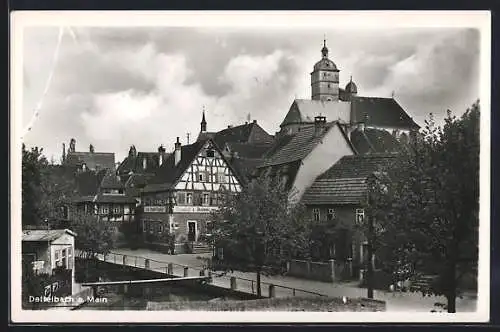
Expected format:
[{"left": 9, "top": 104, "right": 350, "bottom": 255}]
[{"left": 22, "top": 229, "right": 76, "bottom": 242}]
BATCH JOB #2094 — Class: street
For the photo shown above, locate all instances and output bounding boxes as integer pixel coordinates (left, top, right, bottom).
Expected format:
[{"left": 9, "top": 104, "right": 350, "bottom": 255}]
[{"left": 110, "top": 247, "right": 477, "bottom": 312}]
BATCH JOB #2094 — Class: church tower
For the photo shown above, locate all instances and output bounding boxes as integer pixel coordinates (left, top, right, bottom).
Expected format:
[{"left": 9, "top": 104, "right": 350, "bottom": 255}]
[
  {"left": 200, "top": 106, "right": 207, "bottom": 133},
  {"left": 310, "top": 39, "right": 340, "bottom": 101}
]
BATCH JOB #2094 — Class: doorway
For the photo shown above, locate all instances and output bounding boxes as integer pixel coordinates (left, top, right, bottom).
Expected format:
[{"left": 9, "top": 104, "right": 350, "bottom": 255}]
[{"left": 187, "top": 221, "right": 197, "bottom": 242}]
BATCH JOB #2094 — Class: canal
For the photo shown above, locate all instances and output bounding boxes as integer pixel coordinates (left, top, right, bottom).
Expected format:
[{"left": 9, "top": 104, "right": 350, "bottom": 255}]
[{"left": 76, "top": 258, "right": 255, "bottom": 310}]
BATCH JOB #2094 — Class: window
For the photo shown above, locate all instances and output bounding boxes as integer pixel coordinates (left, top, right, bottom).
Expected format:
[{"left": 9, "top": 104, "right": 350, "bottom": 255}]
[
  {"left": 186, "top": 193, "right": 193, "bottom": 205},
  {"left": 356, "top": 209, "right": 365, "bottom": 225},
  {"left": 54, "top": 250, "right": 60, "bottom": 268},
  {"left": 210, "top": 194, "right": 218, "bottom": 206},
  {"left": 218, "top": 173, "right": 226, "bottom": 183},
  {"left": 202, "top": 193, "right": 209, "bottom": 206},
  {"left": 113, "top": 206, "right": 121, "bottom": 214},
  {"left": 159, "top": 224, "right": 164, "bottom": 233},
  {"left": 67, "top": 247, "right": 73, "bottom": 269},
  {"left": 206, "top": 149, "right": 215, "bottom": 158},
  {"left": 327, "top": 208, "right": 336, "bottom": 221},
  {"left": 313, "top": 208, "right": 320, "bottom": 222},
  {"left": 61, "top": 249, "right": 67, "bottom": 269},
  {"left": 206, "top": 221, "right": 213, "bottom": 236},
  {"left": 100, "top": 205, "right": 109, "bottom": 215},
  {"left": 177, "top": 192, "right": 186, "bottom": 205},
  {"left": 198, "top": 172, "right": 204, "bottom": 182}
]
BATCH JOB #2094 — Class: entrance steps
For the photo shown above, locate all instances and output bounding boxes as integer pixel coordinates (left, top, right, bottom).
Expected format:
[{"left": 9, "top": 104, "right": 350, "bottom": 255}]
[
  {"left": 409, "top": 274, "right": 439, "bottom": 292},
  {"left": 192, "top": 243, "right": 212, "bottom": 254}
]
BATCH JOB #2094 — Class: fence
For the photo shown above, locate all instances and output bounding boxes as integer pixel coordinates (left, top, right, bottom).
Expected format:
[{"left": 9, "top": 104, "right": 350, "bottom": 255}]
[
  {"left": 286, "top": 258, "right": 354, "bottom": 282},
  {"left": 81, "top": 250, "right": 329, "bottom": 299}
]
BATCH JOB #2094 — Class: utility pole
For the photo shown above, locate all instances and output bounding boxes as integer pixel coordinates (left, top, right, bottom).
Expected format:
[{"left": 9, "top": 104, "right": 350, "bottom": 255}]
[
  {"left": 366, "top": 178, "right": 375, "bottom": 299},
  {"left": 366, "top": 211, "right": 374, "bottom": 299}
]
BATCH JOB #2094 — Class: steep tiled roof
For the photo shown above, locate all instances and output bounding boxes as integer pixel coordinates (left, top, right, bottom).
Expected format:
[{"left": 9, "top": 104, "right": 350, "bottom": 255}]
[
  {"left": 317, "top": 154, "right": 396, "bottom": 180},
  {"left": 259, "top": 122, "right": 345, "bottom": 168},
  {"left": 144, "top": 140, "right": 206, "bottom": 190},
  {"left": 66, "top": 152, "right": 115, "bottom": 171},
  {"left": 72, "top": 193, "right": 137, "bottom": 204},
  {"left": 280, "top": 99, "right": 351, "bottom": 127},
  {"left": 302, "top": 178, "right": 368, "bottom": 205},
  {"left": 22, "top": 229, "right": 76, "bottom": 242},
  {"left": 197, "top": 132, "right": 216, "bottom": 141},
  {"left": 302, "top": 154, "right": 396, "bottom": 205},
  {"left": 94, "top": 193, "right": 137, "bottom": 204},
  {"left": 211, "top": 122, "right": 274, "bottom": 147},
  {"left": 75, "top": 170, "right": 106, "bottom": 196},
  {"left": 350, "top": 128, "right": 402, "bottom": 154},
  {"left": 351, "top": 97, "right": 420, "bottom": 129},
  {"left": 100, "top": 171, "right": 124, "bottom": 190},
  {"left": 229, "top": 157, "right": 264, "bottom": 184},
  {"left": 143, "top": 138, "right": 242, "bottom": 194},
  {"left": 226, "top": 142, "right": 272, "bottom": 159},
  {"left": 117, "top": 152, "right": 170, "bottom": 175}
]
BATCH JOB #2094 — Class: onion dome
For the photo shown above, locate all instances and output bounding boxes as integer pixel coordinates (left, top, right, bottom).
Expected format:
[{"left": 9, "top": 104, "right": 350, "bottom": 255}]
[{"left": 345, "top": 77, "right": 358, "bottom": 94}]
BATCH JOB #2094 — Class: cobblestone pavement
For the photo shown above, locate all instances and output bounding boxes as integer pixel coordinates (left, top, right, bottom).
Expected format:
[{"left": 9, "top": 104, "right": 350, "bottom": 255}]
[{"left": 108, "top": 248, "right": 478, "bottom": 312}]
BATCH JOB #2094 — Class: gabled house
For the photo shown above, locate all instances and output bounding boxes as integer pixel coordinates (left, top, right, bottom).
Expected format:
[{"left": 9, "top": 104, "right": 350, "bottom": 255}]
[
  {"left": 141, "top": 137, "right": 243, "bottom": 250},
  {"left": 116, "top": 145, "right": 171, "bottom": 183},
  {"left": 71, "top": 170, "right": 137, "bottom": 224},
  {"left": 22, "top": 228, "right": 77, "bottom": 296},
  {"left": 257, "top": 116, "right": 357, "bottom": 201},
  {"left": 63, "top": 138, "right": 115, "bottom": 172},
  {"left": 301, "top": 153, "right": 396, "bottom": 278},
  {"left": 195, "top": 110, "right": 274, "bottom": 185}
]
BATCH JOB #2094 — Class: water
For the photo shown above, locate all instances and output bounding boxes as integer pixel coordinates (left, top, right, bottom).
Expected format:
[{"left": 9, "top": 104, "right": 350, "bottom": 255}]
[{"left": 76, "top": 259, "right": 244, "bottom": 310}]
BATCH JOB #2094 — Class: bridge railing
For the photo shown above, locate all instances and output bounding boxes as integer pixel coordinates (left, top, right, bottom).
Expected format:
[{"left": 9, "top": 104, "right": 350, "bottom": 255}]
[{"left": 97, "top": 251, "right": 327, "bottom": 299}]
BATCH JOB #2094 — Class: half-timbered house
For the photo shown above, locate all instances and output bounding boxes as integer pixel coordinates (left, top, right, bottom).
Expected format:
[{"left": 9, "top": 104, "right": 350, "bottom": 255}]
[{"left": 141, "top": 137, "right": 243, "bottom": 251}]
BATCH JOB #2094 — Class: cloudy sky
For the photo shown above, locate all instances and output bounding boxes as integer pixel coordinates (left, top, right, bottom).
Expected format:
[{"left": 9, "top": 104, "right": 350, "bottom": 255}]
[{"left": 21, "top": 26, "right": 480, "bottom": 163}]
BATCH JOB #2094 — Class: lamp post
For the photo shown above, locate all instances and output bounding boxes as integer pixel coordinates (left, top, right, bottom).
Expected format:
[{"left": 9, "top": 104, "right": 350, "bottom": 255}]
[
  {"left": 365, "top": 177, "right": 376, "bottom": 299},
  {"left": 167, "top": 192, "right": 176, "bottom": 255}
]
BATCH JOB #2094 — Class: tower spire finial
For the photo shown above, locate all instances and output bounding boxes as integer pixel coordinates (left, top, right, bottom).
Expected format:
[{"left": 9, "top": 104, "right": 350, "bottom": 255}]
[
  {"left": 200, "top": 105, "right": 207, "bottom": 133},
  {"left": 321, "top": 35, "right": 329, "bottom": 58}
]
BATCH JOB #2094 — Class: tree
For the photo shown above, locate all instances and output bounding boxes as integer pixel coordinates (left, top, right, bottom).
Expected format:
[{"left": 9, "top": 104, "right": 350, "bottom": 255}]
[
  {"left": 211, "top": 176, "right": 311, "bottom": 296},
  {"left": 69, "top": 212, "right": 115, "bottom": 260},
  {"left": 368, "top": 100, "right": 480, "bottom": 312},
  {"left": 22, "top": 144, "right": 48, "bottom": 226},
  {"left": 22, "top": 144, "right": 78, "bottom": 227}
]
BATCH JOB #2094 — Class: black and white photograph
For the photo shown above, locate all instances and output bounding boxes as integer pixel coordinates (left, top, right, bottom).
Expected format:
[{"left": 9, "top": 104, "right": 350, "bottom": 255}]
[{"left": 10, "top": 11, "right": 491, "bottom": 323}]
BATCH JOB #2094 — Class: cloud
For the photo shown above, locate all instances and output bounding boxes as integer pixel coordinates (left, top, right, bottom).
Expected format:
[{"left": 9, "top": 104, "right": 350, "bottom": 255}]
[{"left": 20, "top": 27, "right": 480, "bottom": 162}]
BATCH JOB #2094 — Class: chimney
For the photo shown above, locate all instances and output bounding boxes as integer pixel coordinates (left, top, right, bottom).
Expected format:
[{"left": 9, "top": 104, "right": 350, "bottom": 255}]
[
  {"left": 314, "top": 115, "right": 327, "bottom": 137},
  {"left": 158, "top": 145, "right": 166, "bottom": 166},
  {"left": 253, "top": 120, "right": 257, "bottom": 124},
  {"left": 227, "top": 125, "right": 233, "bottom": 129},
  {"left": 358, "top": 112, "right": 369, "bottom": 132},
  {"left": 174, "top": 137, "right": 182, "bottom": 166},
  {"left": 62, "top": 143, "right": 66, "bottom": 163}
]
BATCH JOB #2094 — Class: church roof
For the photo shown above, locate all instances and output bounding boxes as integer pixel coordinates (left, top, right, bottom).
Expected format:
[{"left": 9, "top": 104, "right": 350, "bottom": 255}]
[
  {"left": 313, "top": 57, "right": 338, "bottom": 71},
  {"left": 302, "top": 153, "right": 396, "bottom": 205},
  {"left": 350, "top": 128, "right": 402, "bottom": 154},
  {"left": 66, "top": 151, "right": 116, "bottom": 171},
  {"left": 351, "top": 96, "right": 420, "bottom": 129},
  {"left": 280, "top": 99, "right": 351, "bottom": 127}
]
